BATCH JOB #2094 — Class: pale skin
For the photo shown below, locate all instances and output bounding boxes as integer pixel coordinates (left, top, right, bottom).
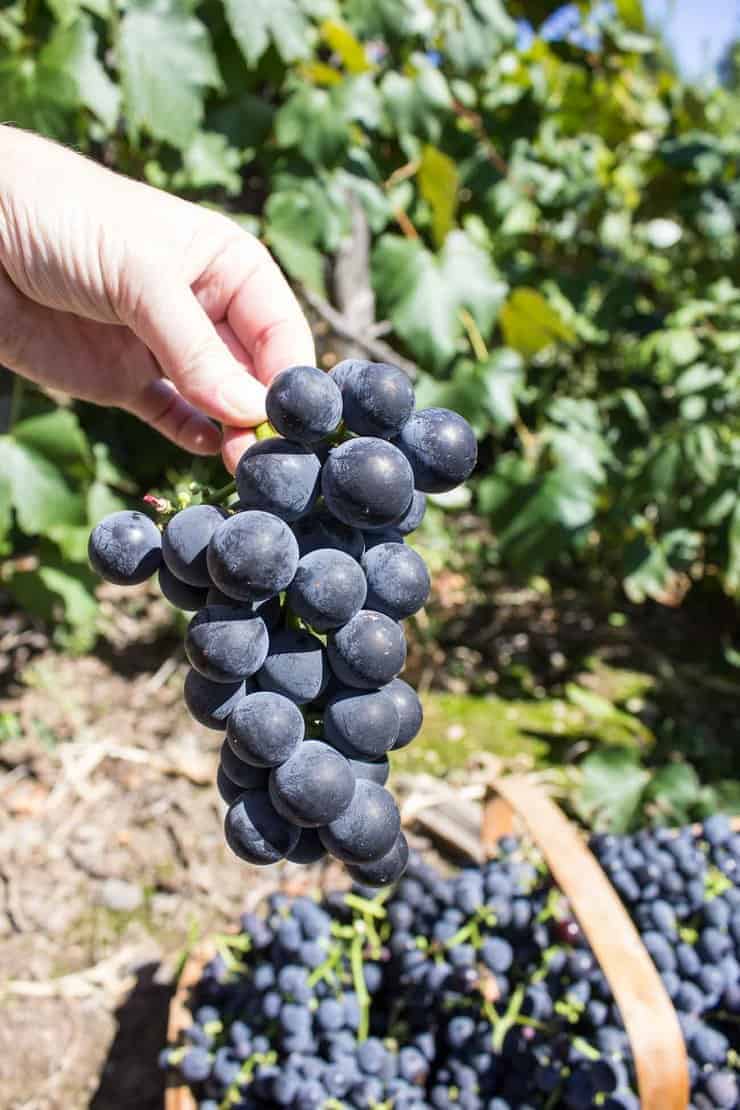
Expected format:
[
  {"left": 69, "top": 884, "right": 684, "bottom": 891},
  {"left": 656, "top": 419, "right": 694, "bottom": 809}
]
[{"left": 0, "top": 125, "right": 315, "bottom": 473}]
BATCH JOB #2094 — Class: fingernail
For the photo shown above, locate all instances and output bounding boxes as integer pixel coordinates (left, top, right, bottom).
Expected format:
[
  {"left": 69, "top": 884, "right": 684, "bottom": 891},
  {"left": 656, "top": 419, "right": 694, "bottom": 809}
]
[{"left": 219, "top": 377, "right": 266, "bottom": 424}]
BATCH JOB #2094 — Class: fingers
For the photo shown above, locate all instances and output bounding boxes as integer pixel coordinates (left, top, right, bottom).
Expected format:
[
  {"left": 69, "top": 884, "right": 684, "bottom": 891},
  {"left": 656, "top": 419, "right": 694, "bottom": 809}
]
[
  {"left": 221, "top": 425, "right": 257, "bottom": 475},
  {"left": 127, "top": 278, "right": 267, "bottom": 426},
  {"left": 212, "top": 321, "right": 257, "bottom": 472},
  {"left": 0, "top": 270, "right": 223, "bottom": 456},
  {"left": 127, "top": 378, "right": 222, "bottom": 455},
  {"left": 223, "top": 239, "right": 316, "bottom": 385}
]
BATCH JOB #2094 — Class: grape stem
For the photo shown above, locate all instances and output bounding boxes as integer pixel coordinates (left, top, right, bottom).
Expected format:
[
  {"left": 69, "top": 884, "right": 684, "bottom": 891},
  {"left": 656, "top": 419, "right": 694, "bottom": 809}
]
[
  {"left": 351, "top": 931, "right": 371, "bottom": 1041},
  {"left": 209, "top": 479, "right": 237, "bottom": 504}
]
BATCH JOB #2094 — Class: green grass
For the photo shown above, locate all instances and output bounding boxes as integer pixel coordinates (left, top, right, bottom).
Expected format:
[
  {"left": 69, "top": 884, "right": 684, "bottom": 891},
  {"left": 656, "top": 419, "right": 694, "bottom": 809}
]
[{"left": 394, "top": 661, "right": 657, "bottom": 776}]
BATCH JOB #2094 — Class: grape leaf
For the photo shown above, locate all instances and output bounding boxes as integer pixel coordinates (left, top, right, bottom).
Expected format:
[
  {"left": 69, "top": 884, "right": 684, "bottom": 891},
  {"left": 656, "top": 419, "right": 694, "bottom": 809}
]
[
  {"left": 46, "top": 524, "right": 92, "bottom": 563},
  {"left": 380, "top": 66, "right": 451, "bottom": 153},
  {"left": 443, "top": 230, "right": 507, "bottom": 339},
  {"left": 0, "top": 57, "right": 77, "bottom": 138},
  {"left": 372, "top": 231, "right": 506, "bottom": 368},
  {"left": 418, "top": 145, "right": 458, "bottom": 247},
  {"left": 575, "top": 748, "right": 649, "bottom": 833},
  {"left": 623, "top": 530, "right": 701, "bottom": 604},
  {"left": 275, "top": 85, "right": 351, "bottom": 165},
  {"left": 13, "top": 409, "right": 92, "bottom": 468},
  {"left": 344, "top": 0, "right": 432, "bottom": 37},
  {"left": 320, "top": 19, "right": 372, "bottom": 73},
  {"left": 41, "top": 16, "right": 119, "bottom": 131},
  {"left": 494, "top": 466, "right": 596, "bottom": 569},
  {"left": 266, "top": 228, "right": 327, "bottom": 297},
  {"left": 7, "top": 565, "right": 98, "bottom": 652},
  {"left": 174, "top": 131, "right": 243, "bottom": 195},
  {"left": 441, "top": 0, "right": 516, "bottom": 72},
  {"left": 616, "top": 0, "right": 646, "bottom": 32},
  {"left": 0, "top": 439, "right": 84, "bottom": 534},
  {"left": 0, "top": 3, "right": 24, "bottom": 50},
  {"left": 118, "top": 0, "right": 221, "bottom": 149},
  {"left": 223, "top": 0, "right": 311, "bottom": 66},
  {"left": 87, "top": 481, "right": 126, "bottom": 525},
  {"left": 46, "top": 0, "right": 110, "bottom": 23},
  {"left": 207, "top": 93, "right": 274, "bottom": 149},
  {"left": 645, "top": 763, "right": 702, "bottom": 823},
  {"left": 500, "top": 288, "right": 577, "bottom": 356},
  {"left": 265, "top": 177, "right": 349, "bottom": 253},
  {"left": 481, "top": 349, "right": 524, "bottom": 429}
]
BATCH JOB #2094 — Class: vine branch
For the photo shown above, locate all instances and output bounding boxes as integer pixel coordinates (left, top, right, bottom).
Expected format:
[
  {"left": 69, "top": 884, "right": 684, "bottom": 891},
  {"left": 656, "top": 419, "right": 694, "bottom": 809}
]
[{"left": 303, "top": 288, "right": 419, "bottom": 381}]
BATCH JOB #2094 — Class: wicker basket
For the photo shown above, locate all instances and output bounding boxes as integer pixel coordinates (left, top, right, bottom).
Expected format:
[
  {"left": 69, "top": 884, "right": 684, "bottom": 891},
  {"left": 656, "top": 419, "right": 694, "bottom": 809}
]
[{"left": 164, "top": 773, "right": 717, "bottom": 1110}]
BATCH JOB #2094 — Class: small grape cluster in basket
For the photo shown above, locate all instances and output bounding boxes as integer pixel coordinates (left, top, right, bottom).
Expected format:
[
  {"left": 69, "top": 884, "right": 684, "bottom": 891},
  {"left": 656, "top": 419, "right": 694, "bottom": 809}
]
[
  {"left": 88, "top": 361, "right": 476, "bottom": 886},
  {"left": 161, "top": 818, "right": 740, "bottom": 1110}
]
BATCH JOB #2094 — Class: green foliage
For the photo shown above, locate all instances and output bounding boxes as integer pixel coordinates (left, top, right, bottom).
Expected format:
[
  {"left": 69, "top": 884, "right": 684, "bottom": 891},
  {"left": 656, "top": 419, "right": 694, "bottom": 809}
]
[
  {"left": 572, "top": 747, "right": 732, "bottom": 834},
  {"left": 0, "top": 392, "right": 130, "bottom": 649},
  {"left": 0, "top": 0, "right": 738, "bottom": 632}
]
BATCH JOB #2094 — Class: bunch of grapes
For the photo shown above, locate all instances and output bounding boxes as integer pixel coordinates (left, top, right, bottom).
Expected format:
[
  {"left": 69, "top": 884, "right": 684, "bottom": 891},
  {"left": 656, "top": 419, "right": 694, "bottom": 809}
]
[
  {"left": 161, "top": 818, "right": 740, "bottom": 1109},
  {"left": 88, "top": 361, "right": 476, "bottom": 886}
]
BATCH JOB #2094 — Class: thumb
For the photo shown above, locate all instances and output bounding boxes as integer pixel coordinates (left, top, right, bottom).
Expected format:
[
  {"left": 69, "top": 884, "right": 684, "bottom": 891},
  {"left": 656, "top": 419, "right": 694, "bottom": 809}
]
[{"left": 127, "top": 279, "right": 267, "bottom": 427}]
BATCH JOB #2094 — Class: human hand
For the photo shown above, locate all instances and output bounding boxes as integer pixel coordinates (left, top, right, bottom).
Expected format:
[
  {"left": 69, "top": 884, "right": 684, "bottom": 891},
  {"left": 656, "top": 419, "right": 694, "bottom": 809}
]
[{"left": 0, "top": 126, "right": 315, "bottom": 473}]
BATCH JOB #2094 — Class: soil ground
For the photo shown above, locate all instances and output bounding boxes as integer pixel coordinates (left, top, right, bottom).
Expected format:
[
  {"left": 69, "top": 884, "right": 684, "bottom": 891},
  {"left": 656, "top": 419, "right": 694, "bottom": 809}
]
[
  {"left": 1, "top": 568, "right": 737, "bottom": 1110},
  {"left": 0, "top": 588, "right": 441, "bottom": 1110}
]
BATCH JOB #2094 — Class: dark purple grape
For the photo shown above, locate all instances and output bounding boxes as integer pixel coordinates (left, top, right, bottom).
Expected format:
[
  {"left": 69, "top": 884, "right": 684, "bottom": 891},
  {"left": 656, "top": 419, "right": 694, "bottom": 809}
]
[
  {"left": 226, "top": 691, "right": 305, "bottom": 767},
  {"left": 161, "top": 504, "right": 227, "bottom": 586},
  {"left": 347, "top": 832, "right": 409, "bottom": 887},
  {"left": 319, "top": 781, "right": 400, "bottom": 863},
  {"left": 291, "top": 507, "right": 365, "bottom": 560},
  {"left": 266, "top": 365, "right": 343, "bottom": 444},
  {"left": 325, "top": 733, "right": 391, "bottom": 785},
  {"left": 395, "top": 408, "right": 477, "bottom": 493},
  {"left": 362, "top": 542, "right": 430, "bottom": 621},
  {"left": 183, "top": 670, "right": 248, "bottom": 730},
  {"left": 219, "top": 740, "right": 270, "bottom": 789},
  {"left": 324, "top": 688, "right": 399, "bottom": 758},
  {"left": 236, "top": 438, "right": 321, "bottom": 521},
  {"left": 322, "top": 438, "right": 414, "bottom": 531},
  {"left": 205, "top": 588, "right": 282, "bottom": 631},
  {"left": 287, "top": 549, "right": 367, "bottom": 632},
  {"left": 396, "top": 491, "right": 427, "bottom": 535},
  {"left": 186, "top": 605, "right": 269, "bottom": 683},
  {"left": 207, "top": 511, "right": 299, "bottom": 603},
  {"left": 158, "top": 564, "right": 208, "bottom": 611},
  {"left": 328, "top": 611, "right": 406, "bottom": 690},
  {"left": 269, "top": 741, "right": 355, "bottom": 827},
  {"left": 286, "top": 828, "right": 327, "bottom": 865},
  {"left": 89, "top": 510, "right": 161, "bottom": 585},
  {"left": 334, "top": 360, "right": 415, "bottom": 439},
  {"left": 258, "top": 628, "right": 329, "bottom": 705},
  {"left": 216, "top": 764, "right": 244, "bottom": 805},
  {"left": 385, "top": 678, "right": 423, "bottom": 749},
  {"left": 362, "top": 529, "right": 404, "bottom": 552},
  {"left": 224, "top": 790, "right": 300, "bottom": 864}
]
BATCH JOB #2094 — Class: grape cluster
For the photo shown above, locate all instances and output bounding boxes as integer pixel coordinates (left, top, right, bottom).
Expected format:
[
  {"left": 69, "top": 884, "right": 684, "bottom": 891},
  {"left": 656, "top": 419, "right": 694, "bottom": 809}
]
[
  {"left": 88, "top": 361, "right": 477, "bottom": 885},
  {"left": 161, "top": 818, "right": 740, "bottom": 1109}
]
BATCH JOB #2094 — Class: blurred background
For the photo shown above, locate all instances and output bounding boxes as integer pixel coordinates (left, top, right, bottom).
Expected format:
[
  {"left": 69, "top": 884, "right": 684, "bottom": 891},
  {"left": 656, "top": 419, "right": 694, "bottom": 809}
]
[{"left": 0, "top": 1, "right": 738, "bottom": 1106}]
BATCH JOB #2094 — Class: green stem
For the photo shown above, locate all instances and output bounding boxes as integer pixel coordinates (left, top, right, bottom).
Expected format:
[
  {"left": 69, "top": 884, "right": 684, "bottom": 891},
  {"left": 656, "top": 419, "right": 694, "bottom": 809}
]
[
  {"left": 209, "top": 479, "right": 237, "bottom": 504},
  {"left": 285, "top": 607, "right": 304, "bottom": 632},
  {"left": 350, "top": 932, "right": 371, "bottom": 1042},
  {"left": 491, "top": 983, "right": 525, "bottom": 1054},
  {"left": 345, "top": 893, "right": 388, "bottom": 920},
  {"left": 444, "top": 918, "right": 480, "bottom": 949},
  {"left": 307, "top": 942, "right": 344, "bottom": 988},
  {"left": 256, "top": 421, "right": 276, "bottom": 440}
]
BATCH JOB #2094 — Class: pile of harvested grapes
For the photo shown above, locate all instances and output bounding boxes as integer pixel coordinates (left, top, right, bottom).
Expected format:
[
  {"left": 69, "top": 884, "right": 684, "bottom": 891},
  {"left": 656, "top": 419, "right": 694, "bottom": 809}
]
[
  {"left": 161, "top": 818, "right": 740, "bottom": 1109},
  {"left": 88, "top": 361, "right": 476, "bottom": 885}
]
